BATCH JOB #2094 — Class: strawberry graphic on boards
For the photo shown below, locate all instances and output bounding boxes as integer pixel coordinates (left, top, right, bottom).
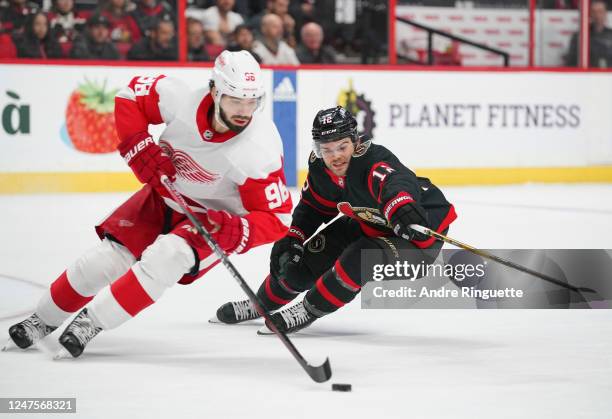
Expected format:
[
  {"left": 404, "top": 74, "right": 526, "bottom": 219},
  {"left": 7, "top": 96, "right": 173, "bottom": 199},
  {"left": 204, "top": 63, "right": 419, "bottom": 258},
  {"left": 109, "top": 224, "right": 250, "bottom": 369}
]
[{"left": 64, "top": 80, "right": 120, "bottom": 153}]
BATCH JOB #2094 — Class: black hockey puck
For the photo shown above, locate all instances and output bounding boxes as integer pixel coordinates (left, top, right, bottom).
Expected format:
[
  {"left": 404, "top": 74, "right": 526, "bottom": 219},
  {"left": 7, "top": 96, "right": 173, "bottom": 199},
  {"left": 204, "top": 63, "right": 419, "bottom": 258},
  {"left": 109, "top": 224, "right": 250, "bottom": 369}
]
[{"left": 332, "top": 383, "right": 352, "bottom": 392}]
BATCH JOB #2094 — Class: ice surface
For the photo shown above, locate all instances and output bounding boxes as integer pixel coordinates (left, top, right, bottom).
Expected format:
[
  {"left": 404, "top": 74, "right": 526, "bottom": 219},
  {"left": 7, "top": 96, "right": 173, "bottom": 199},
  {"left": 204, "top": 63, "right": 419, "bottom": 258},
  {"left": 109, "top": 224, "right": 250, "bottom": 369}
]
[{"left": 1, "top": 184, "right": 611, "bottom": 419}]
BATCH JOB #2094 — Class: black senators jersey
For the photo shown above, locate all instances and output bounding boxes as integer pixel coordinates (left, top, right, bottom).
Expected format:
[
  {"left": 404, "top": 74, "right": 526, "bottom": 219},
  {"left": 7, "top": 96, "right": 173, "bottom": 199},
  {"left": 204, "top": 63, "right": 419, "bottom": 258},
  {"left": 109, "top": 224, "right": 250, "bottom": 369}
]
[{"left": 291, "top": 142, "right": 457, "bottom": 249}]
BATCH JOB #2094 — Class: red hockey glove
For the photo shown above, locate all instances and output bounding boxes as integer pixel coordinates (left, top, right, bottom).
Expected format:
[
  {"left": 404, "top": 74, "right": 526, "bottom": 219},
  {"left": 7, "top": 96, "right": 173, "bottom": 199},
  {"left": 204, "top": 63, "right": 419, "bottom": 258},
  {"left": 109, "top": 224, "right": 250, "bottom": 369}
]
[
  {"left": 118, "top": 132, "right": 176, "bottom": 188},
  {"left": 383, "top": 192, "right": 428, "bottom": 241},
  {"left": 188, "top": 209, "right": 249, "bottom": 254}
]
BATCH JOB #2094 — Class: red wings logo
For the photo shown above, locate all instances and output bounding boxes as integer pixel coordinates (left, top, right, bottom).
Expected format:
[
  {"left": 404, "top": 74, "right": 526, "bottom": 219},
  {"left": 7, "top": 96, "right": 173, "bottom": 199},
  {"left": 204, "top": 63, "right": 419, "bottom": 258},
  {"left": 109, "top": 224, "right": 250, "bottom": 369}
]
[{"left": 160, "top": 141, "right": 220, "bottom": 184}]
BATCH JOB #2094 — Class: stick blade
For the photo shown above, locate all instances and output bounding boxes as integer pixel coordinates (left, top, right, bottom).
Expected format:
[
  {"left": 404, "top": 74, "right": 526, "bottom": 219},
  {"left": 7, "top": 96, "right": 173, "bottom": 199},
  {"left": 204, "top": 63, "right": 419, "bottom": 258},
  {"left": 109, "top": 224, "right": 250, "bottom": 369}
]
[{"left": 305, "top": 357, "right": 332, "bottom": 383}]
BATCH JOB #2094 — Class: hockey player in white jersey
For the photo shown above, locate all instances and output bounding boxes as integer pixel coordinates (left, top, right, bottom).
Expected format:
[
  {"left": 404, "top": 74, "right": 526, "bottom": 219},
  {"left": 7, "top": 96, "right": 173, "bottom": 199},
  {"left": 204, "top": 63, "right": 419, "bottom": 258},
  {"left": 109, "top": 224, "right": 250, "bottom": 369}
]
[{"left": 4, "top": 50, "right": 292, "bottom": 358}]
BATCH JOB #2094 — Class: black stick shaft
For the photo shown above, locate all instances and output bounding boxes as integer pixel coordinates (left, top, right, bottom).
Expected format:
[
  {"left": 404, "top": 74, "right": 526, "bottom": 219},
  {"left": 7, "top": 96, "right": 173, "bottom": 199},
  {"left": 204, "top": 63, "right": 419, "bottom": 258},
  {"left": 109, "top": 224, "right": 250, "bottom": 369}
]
[
  {"left": 160, "top": 175, "right": 331, "bottom": 383},
  {"left": 410, "top": 224, "right": 596, "bottom": 295}
]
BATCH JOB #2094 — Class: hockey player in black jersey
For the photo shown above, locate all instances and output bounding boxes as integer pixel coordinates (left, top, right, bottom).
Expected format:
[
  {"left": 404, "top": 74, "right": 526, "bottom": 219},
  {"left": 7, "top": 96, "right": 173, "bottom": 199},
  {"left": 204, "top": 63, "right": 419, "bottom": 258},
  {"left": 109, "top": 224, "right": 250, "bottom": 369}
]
[{"left": 211, "top": 106, "right": 457, "bottom": 333}]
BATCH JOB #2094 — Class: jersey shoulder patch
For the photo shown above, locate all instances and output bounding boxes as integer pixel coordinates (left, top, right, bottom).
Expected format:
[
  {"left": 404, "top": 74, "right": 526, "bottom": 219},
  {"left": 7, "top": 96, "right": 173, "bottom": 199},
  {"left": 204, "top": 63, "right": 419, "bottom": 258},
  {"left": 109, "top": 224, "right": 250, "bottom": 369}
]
[
  {"left": 352, "top": 139, "right": 371, "bottom": 157},
  {"left": 309, "top": 151, "right": 317, "bottom": 164}
]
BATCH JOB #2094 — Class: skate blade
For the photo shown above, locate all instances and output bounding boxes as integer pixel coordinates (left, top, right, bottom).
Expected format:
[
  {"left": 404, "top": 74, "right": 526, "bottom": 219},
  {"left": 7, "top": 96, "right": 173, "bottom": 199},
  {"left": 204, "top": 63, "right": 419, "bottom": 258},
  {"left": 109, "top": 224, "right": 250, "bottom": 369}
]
[
  {"left": 53, "top": 347, "right": 73, "bottom": 360},
  {"left": 256, "top": 325, "right": 275, "bottom": 335},
  {"left": 1, "top": 339, "right": 17, "bottom": 351},
  {"left": 208, "top": 316, "right": 263, "bottom": 325}
]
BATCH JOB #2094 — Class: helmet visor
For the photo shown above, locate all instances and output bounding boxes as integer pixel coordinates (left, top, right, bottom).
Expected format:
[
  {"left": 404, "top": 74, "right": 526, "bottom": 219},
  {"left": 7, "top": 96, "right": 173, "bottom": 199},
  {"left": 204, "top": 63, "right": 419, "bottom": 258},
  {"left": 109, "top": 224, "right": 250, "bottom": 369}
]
[
  {"left": 312, "top": 137, "right": 354, "bottom": 159},
  {"left": 220, "top": 94, "right": 262, "bottom": 117}
]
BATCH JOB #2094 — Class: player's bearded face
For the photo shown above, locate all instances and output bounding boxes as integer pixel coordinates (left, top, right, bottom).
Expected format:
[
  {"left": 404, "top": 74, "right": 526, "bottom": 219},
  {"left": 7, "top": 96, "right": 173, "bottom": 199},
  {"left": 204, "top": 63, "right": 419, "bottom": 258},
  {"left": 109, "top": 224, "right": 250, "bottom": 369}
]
[
  {"left": 219, "top": 95, "right": 259, "bottom": 132},
  {"left": 320, "top": 138, "right": 355, "bottom": 176}
]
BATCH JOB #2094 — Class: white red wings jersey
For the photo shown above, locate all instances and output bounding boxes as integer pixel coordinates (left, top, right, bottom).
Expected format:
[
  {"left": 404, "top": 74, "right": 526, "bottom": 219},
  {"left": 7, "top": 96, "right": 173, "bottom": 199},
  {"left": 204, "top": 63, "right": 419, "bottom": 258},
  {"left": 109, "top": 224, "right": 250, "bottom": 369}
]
[{"left": 114, "top": 75, "right": 292, "bottom": 252}]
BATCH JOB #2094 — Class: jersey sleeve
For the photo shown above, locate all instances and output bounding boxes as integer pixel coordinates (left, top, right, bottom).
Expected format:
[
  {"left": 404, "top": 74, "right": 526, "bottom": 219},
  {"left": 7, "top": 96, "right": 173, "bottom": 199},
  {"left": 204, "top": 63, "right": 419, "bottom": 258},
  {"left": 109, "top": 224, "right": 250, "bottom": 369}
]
[
  {"left": 367, "top": 160, "right": 426, "bottom": 219},
  {"left": 367, "top": 153, "right": 458, "bottom": 247},
  {"left": 236, "top": 166, "right": 293, "bottom": 253},
  {"left": 114, "top": 75, "right": 189, "bottom": 143}
]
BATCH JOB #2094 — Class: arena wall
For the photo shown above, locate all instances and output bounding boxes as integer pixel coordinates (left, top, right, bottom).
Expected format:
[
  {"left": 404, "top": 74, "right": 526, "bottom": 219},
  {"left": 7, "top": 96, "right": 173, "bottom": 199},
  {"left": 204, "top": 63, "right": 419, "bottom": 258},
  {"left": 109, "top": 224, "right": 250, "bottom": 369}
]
[{"left": 0, "top": 62, "right": 610, "bottom": 193}]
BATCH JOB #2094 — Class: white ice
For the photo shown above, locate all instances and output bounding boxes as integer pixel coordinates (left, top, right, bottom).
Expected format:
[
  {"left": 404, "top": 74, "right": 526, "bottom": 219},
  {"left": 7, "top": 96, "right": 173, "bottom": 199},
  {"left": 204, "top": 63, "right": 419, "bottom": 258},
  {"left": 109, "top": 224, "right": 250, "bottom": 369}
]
[{"left": 1, "top": 184, "right": 611, "bottom": 419}]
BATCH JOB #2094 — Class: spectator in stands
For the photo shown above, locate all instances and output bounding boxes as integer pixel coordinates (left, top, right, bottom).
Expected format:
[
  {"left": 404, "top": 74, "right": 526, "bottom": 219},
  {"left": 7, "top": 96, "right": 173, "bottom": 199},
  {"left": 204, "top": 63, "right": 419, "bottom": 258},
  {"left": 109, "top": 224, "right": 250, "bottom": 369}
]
[
  {"left": 188, "top": 0, "right": 262, "bottom": 16},
  {"left": 246, "top": 0, "right": 268, "bottom": 33},
  {"left": 305, "top": 0, "right": 356, "bottom": 58},
  {"left": 248, "top": 0, "right": 296, "bottom": 47},
  {"left": 200, "top": 0, "right": 244, "bottom": 47},
  {"left": 70, "top": 0, "right": 97, "bottom": 12},
  {"left": 131, "top": 0, "right": 174, "bottom": 37},
  {"left": 47, "top": 0, "right": 87, "bottom": 43},
  {"left": 0, "top": 0, "right": 40, "bottom": 33},
  {"left": 542, "top": 0, "right": 579, "bottom": 8},
  {"left": 70, "top": 13, "right": 120, "bottom": 59},
  {"left": 227, "top": 24, "right": 261, "bottom": 62},
  {"left": 0, "top": 21, "right": 17, "bottom": 58},
  {"left": 186, "top": 17, "right": 211, "bottom": 61},
  {"left": 566, "top": 0, "right": 612, "bottom": 67},
  {"left": 290, "top": 0, "right": 315, "bottom": 33},
  {"left": 235, "top": 0, "right": 263, "bottom": 16},
  {"left": 296, "top": 21, "right": 336, "bottom": 64},
  {"left": 401, "top": 0, "right": 454, "bottom": 5},
  {"left": 252, "top": 12, "right": 299, "bottom": 65},
  {"left": 100, "top": 0, "right": 142, "bottom": 43},
  {"left": 539, "top": 0, "right": 612, "bottom": 8},
  {"left": 127, "top": 13, "right": 177, "bottom": 60},
  {"left": 13, "top": 11, "right": 64, "bottom": 58}
]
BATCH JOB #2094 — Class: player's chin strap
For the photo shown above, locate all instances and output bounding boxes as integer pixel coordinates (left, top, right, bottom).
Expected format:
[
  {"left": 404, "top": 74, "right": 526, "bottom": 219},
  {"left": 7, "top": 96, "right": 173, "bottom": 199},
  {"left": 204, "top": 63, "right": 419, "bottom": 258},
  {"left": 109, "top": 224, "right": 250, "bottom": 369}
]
[
  {"left": 159, "top": 174, "right": 332, "bottom": 383},
  {"left": 408, "top": 223, "right": 600, "bottom": 298}
]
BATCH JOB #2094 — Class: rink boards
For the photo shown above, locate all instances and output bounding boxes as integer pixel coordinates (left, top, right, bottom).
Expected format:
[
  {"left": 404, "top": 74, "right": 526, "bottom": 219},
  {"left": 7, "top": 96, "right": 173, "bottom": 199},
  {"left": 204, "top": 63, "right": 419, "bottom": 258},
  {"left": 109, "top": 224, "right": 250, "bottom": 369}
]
[{"left": 0, "top": 63, "right": 611, "bottom": 192}]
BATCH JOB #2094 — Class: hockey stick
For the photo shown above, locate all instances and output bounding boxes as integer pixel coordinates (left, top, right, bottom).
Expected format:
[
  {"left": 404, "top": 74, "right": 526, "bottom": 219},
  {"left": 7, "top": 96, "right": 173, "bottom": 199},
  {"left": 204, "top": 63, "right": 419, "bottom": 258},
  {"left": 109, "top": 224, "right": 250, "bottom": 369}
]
[
  {"left": 336, "top": 201, "right": 597, "bottom": 296},
  {"left": 160, "top": 175, "right": 332, "bottom": 383},
  {"left": 408, "top": 224, "right": 598, "bottom": 296}
]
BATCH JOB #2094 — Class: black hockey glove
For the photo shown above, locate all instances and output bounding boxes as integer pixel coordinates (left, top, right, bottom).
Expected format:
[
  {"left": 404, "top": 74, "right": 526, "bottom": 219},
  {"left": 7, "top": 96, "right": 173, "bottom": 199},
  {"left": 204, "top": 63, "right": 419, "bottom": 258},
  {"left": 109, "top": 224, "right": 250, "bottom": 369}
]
[
  {"left": 383, "top": 192, "right": 428, "bottom": 241},
  {"left": 270, "top": 227, "right": 305, "bottom": 279}
]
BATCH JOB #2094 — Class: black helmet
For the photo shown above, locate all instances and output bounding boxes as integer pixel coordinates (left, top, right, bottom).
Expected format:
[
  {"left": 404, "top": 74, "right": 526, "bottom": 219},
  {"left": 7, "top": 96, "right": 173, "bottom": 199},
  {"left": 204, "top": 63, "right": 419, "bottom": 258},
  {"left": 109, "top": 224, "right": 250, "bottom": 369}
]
[{"left": 312, "top": 106, "right": 358, "bottom": 148}]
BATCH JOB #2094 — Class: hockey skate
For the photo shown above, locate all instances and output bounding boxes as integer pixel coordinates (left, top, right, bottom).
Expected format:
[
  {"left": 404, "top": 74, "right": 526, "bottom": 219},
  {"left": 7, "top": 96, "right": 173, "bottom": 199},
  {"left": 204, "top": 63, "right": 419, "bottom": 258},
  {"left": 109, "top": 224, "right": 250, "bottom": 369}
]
[
  {"left": 209, "top": 299, "right": 262, "bottom": 324},
  {"left": 55, "top": 308, "right": 102, "bottom": 359},
  {"left": 257, "top": 301, "right": 317, "bottom": 335},
  {"left": 3, "top": 313, "right": 57, "bottom": 350}
]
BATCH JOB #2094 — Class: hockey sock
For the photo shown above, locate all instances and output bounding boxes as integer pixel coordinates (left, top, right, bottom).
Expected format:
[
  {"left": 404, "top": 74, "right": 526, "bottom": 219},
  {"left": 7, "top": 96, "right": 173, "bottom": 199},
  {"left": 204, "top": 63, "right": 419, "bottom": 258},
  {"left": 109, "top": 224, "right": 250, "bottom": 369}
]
[
  {"left": 303, "top": 260, "right": 361, "bottom": 317},
  {"left": 110, "top": 268, "right": 155, "bottom": 317},
  {"left": 37, "top": 239, "right": 136, "bottom": 327},
  {"left": 49, "top": 271, "right": 94, "bottom": 313},
  {"left": 86, "top": 267, "right": 156, "bottom": 330},
  {"left": 89, "top": 234, "right": 196, "bottom": 329},
  {"left": 256, "top": 274, "right": 300, "bottom": 311},
  {"left": 34, "top": 271, "right": 93, "bottom": 328}
]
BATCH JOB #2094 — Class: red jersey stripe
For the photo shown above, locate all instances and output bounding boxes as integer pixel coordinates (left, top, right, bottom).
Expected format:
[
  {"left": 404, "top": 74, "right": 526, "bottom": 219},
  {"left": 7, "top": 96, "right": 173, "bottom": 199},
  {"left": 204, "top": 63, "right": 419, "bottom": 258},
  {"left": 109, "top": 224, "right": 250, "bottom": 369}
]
[
  {"left": 110, "top": 269, "right": 155, "bottom": 317},
  {"left": 315, "top": 277, "right": 345, "bottom": 308},
  {"left": 50, "top": 271, "right": 93, "bottom": 313}
]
